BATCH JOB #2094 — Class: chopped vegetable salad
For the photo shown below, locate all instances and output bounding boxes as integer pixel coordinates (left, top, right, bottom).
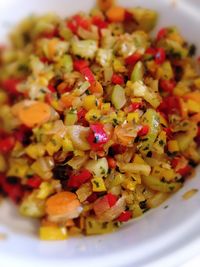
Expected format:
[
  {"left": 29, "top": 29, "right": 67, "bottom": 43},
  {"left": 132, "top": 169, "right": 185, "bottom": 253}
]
[{"left": 0, "top": 0, "right": 200, "bottom": 240}]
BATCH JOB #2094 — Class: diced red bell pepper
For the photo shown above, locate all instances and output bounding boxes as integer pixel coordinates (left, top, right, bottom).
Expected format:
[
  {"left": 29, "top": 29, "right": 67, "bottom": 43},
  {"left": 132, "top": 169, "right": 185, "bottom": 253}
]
[
  {"left": 14, "top": 125, "right": 31, "bottom": 144},
  {"left": 155, "top": 48, "right": 166, "bottom": 65},
  {"left": 80, "top": 67, "right": 95, "bottom": 84},
  {"left": 145, "top": 47, "right": 156, "bottom": 56},
  {"left": 129, "top": 102, "right": 142, "bottom": 112},
  {"left": 67, "top": 14, "right": 91, "bottom": 34},
  {"left": 124, "top": 10, "right": 134, "bottom": 22},
  {"left": 117, "top": 210, "right": 132, "bottom": 222},
  {"left": 138, "top": 125, "right": 149, "bottom": 137},
  {"left": 158, "top": 96, "right": 181, "bottom": 116},
  {"left": 171, "top": 158, "right": 192, "bottom": 177},
  {"left": 0, "top": 136, "right": 15, "bottom": 153},
  {"left": 68, "top": 169, "right": 92, "bottom": 188},
  {"left": 163, "top": 127, "right": 173, "bottom": 139},
  {"left": 156, "top": 28, "right": 168, "bottom": 41},
  {"left": 2, "top": 79, "right": 21, "bottom": 95},
  {"left": 106, "top": 193, "right": 118, "bottom": 207},
  {"left": 125, "top": 52, "right": 142, "bottom": 65},
  {"left": 92, "top": 16, "right": 108, "bottom": 30},
  {"left": 107, "top": 157, "right": 117, "bottom": 169},
  {"left": 74, "top": 59, "right": 89, "bottom": 72},
  {"left": 87, "top": 123, "right": 109, "bottom": 151},
  {"left": 42, "top": 27, "right": 58, "bottom": 39},
  {"left": 27, "top": 176, "right": 42, "bottom": 188},
  {"left": 48, "top": 84, "right": 56, "bottom": 93},
  {"left": 40, "top": 57, "right": 49, "bottom": 64},
  {"left": 111, "top": 144, "right": 127, "bottom": 154},
  {"left": 77, "top": 108, "right": 88, "bottom": 126},
  {"left": 111, "top": 73, "right": 124, "bottom": 85},
  {"left": 160, "top": 79, "right": 176, "bottom": 94},
  {"left": 87, "top": 192, "right": 98, "bottom": 203}
]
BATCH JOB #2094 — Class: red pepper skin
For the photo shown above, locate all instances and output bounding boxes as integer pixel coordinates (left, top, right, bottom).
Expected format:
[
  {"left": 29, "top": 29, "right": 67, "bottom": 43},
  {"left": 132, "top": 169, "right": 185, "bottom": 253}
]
[
  {"left": 92, "top": 16, "right": 108, "bottom": 29},
  {"left": 87, "top": 123, "right": 109, "bottom": 151},
  {"left": 160, "top": 79, "right": 176, "bottom": 94},
  {"left": 155, "top": 48, "right": 166, "bottom": 64},
  {"left": 68, "top": 169, "right": 92, "bottom": 188},
  {"left": 156, "top": 28, "right": 168, "bottom": 41},
  {"left": 80, "top": 67, "right": 95, "bottom": 84},
  {"left": 0, "top": 136, "right": 15, "bottom": 153},
  {"left": 27, "top": 176, "right": 42, "bottom": 188},
  {"left": 74, "top": 59, "right": 89, "bottom": 71},
  {"left": 117, "top": 211, "right": 132, "bottom": 222},
  {"left": 125, "top": 52, "right": 142, "bottom": 65},
  {"left": 106, "top": 193, "right": 118, "bottom": 207},
  {"left": 77, "top": 108, "right": 88, "bottom": 126},
  {"left": 129, "top": 102, "right": 142, "bottom": 112},
  {"left": 145, "top": 47, "right": 156, "bottom": 56},
  {"left": 48, "top": 84, "right": 56, "bottom": 93},
  {"left": 171, "top": 158, "right": 192, "bottom": 177},
  {"left": 111, "top": 73, "right": 124, "bottom": 85},
  {"left": 2, "top": 79, "right": 21, "bottom": 95},
  {"left": 138, "top": 125, "right": 149, "bottom": 137}
]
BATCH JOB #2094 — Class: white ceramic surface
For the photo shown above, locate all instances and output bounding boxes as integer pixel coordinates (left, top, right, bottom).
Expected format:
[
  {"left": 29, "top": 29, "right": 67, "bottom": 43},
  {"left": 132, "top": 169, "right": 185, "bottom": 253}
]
[{"left": 0, "top": 1, "right": 200, "bottom": 267}]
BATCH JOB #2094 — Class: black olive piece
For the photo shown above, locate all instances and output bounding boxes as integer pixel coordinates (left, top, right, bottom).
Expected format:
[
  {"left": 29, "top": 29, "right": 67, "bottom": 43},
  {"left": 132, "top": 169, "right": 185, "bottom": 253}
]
[{"left": 139, "top": 200, "right": 147, "bottom": 210}]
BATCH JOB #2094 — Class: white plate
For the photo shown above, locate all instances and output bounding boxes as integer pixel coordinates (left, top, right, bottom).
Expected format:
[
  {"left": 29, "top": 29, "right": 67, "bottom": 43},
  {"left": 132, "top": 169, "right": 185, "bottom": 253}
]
[{"left": 0, "top": 1, "right": 200, "bottom": 267}]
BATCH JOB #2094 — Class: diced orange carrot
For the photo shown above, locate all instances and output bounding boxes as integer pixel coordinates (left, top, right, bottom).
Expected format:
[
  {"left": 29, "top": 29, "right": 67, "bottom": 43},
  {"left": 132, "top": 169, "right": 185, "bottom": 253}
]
[
  {"left": 18, "top": 102, "right": 51, "bottom": 128},
  {"left": 183, "top": 92, "right": 200, "bottom": 102},
  {"left": 61, "top": 94, "right": 76, "bottom": 108},
  {"left": 45, "top": 191, "right": 81, "bottom": 217},
  {"left": 107, "top": 157, "right": 117, "bottom": 169},
  {"left": 106, "top": 6, "right": 125, "bottom": 22},
  {"left": 97, "top": 0, "right": 114, "bottom": 11},
  {"left": 66, "top": 219, "right": 75, "bottom": 227},
  {"left": 48, "top": 39, "right": 59, "bottom": 59},
  {"left": 90, "top": 81, "right": 103, "bottom": 95}
]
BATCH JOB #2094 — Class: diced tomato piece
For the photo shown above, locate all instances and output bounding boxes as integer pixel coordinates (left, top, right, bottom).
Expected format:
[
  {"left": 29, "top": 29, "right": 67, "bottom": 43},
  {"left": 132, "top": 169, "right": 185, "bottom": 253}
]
[
  {"left": 27, "top": 176, "right": 42, "bottom": 188},
  {"left": 87, "top": 123, "right": 109, "bottom": 150},
  {"left": 73, "top": 59, "right": 89, "bottom": 71},
  {"left": 117, "top": 211, "right": 132, "bottom": 222},
  {"left": 145, "top": 47, "right": 156, "bottom": 56},
  {"left": 40, "top": 57, "right": 49, "bottom": 64},
  {"left": 156, "top": 28, "right": 168, "bottom": 41},
  {"left": 2, "top": 79, "right": 21, "bottom": 95},
  {"left": 68, "top": 169, "right": 92, "bottom": 188},
  {"left": 80, "top": 67, "right": 95, "bottom": 84},
  {"left": 92, "top": 16, "right": 108, "bottom": 29},
  {"left": 77, "top": 108, "right": 88, "bottom": 126},
  {"left": 160, "top": 79, "right": 176, "bottom": 94},
  {"left": 155, "top": 48, "right": 166, "bottom": 64},
  {"left": 177, "top": 165, "right": 192, "bottom": 176},
  {"left": 125, "top": 52, "right": 142, "bottom": 65},
  {"left": 0, "top": 136, "right": 15, "bottom": 153},
  {"left": 111, "top": 73, "right": 124, "bottom": 85},
  {"left": 138, "top": 125, "right": 149, "bottom": 137},
  {"left": 42, "top": 27, "right": 58, "bottom": 39},
  {"left": 106, "top": 193, "right": 118, "bottom": 207},
  {"left": 158, "top": 96, "right": 181, "bottom": 116},
  {"left": 67, "top": 14, "right": 91, "bottom": 34},
  {"left": 107, "top": 157, "right": 117, "bottom": 169}
]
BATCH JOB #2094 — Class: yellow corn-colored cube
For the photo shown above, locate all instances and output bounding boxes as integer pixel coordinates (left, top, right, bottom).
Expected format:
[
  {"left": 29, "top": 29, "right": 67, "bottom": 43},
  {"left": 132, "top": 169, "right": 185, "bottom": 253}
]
[
  {"left": 186, "top": 99, "right": 200, "bottom": 113},
  {"left": 133, "top": 154, "right": 146, "bottom": 165},
  {"left": 25, "top": 143, "right": 45, "bottom": 159},
  {"left": 91, "top": 177, "right": 106, "bottom": 192},
  {"left": 85, "top": 109, "right": 101, "bottom": 122},
  {"left": 37, "top": 182, "right": 54, "bottom": 200},
  {"left": 168, "top": 140, "right": 179, "bottom": 153},
  {"left": 127, "top": 112, "right": 139, "bottom": 123},
  {"left": 39, "top": 226, "right": 68, "bottom": 241},
  {"left": 101, "top": 103, "right": 111, "bottom": 113},
  {"left": 83, "top": 95, "right": 97, "bottom": 111},
  {"left": 62, "top": 137, "right": 74, "bottom": 152},
  {"left": 46, "top": 135, "right": 62, "bottom": 156}
]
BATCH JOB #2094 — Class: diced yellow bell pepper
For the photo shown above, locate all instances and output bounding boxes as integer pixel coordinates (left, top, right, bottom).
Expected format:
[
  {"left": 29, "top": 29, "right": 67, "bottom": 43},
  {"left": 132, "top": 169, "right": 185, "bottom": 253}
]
[
  {"left": 85, "top": 217, "right": 116, "bottom": 235},
  {"left": 153, "top": 131, "right": 167, "bottom": 154},
  {"left": 7, "top": 160, "right": 29, "bottom": 178},
  {"left": 127, "top": 112, "right": 139, "bottom": 123},
  {"left": 133, "top": 154, "right": 146, "bottom": 165},
  {"left": 37, "top": 182, "right": 54, "bottom": 200},
  {"left": 91, "top": 177, "right": 106, "bottom": 192},
  {"left": 168, "top": 140, "right": 179, "bottom": 153},
  {"left": 113, "top": 58, "right": 126, "bottom": 73},
  {"left": 131, "top": 97, "right": 142, "bottom": 103},
  {"left": 82, "top": 95, "right": 97, "bottom": 111},
  {"left": 39, "top": 226, "right": 68, "bottom": 240},
  {"left": 151, "top": 166, "right": 176, "bottom": 181},
  {"left": 186, "top": 99, "right": 200, "bottom": 113},
  {"left": 62, "top": 137, "right": 74, "bottom": 152},
  {"left": 46, "top": 135, "right": 63, "bottom": 156},
  {"left": 64, "top": 112, "right": 77, "bottom": 126},
  {"left": 194, "top": 78, "right": 200, "bottom": 89},
  {"left": 156, "top": 61, "right": 174, "bottom": 80},
  {"left": 25, "top": 143, "right": 46, "bottom": 159},
  {"left": 101, "top": 103, "right": 111, "bottom": 113},
  {"left": 159, "top": 113, "right": 168, "bottom": 127},
  {"left": 122, "top": 178, "right": 138, "bottom": 191},
  {"left": 73, "top": 150, "right": 85, "bottom": 157},
  {"left": 85, "top": 109, "right": 101, "bottom": 122}
]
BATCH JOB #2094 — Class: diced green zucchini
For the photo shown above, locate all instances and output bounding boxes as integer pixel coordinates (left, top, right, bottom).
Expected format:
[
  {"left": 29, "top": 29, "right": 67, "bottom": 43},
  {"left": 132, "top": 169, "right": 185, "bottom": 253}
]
[
  {"left": 111, "top": 85, "right": 126, "bottom": 109},
  {"left": 71, "top": 38, "right": 98, "bottom": 59},
  {"left": 96, "top": 48, "right": 113, "bottom": 67}
]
